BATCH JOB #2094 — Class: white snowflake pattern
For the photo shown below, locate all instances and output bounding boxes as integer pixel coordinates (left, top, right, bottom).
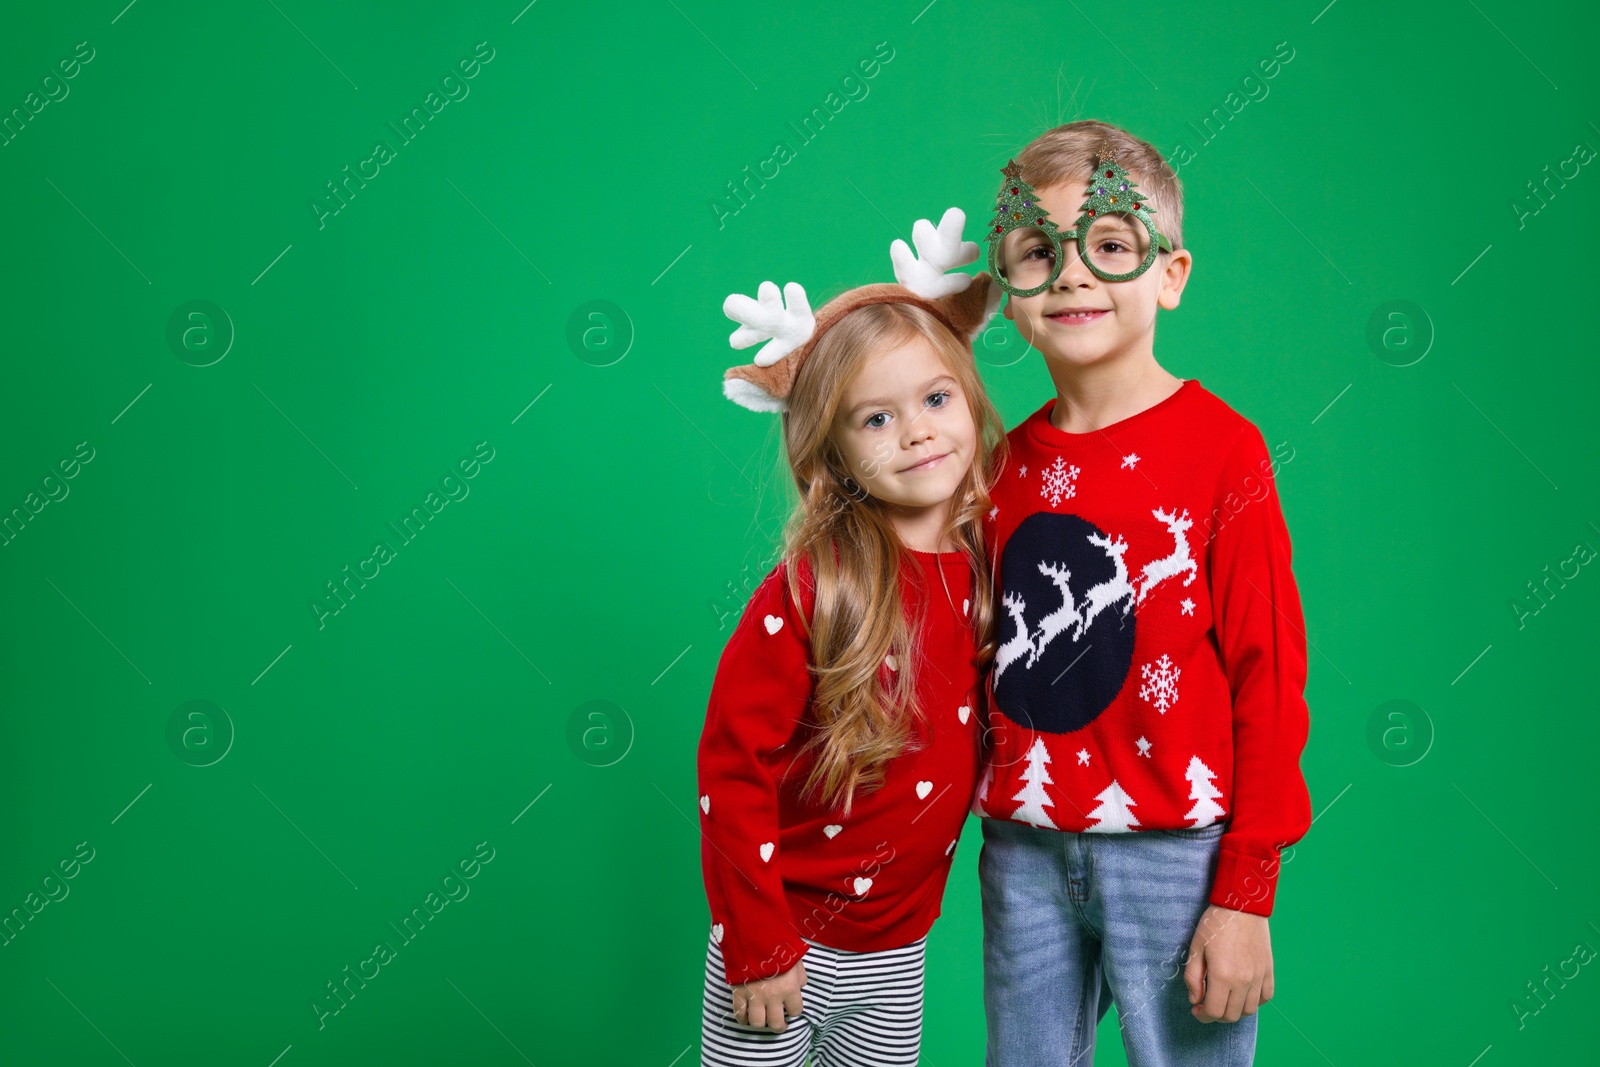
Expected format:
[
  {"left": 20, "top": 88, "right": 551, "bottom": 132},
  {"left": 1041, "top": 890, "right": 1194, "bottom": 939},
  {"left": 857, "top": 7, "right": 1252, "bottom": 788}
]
[
  {"left": 1040, "top": 456, "right": 1081, "bottom": 507},
  {"left": 1180, "top": 598, "right": 1195, "bottom": 616},
  {"left": 1139, "top": 654, "right": 1181, "bottom": 713},
  {"left": 1019, "top": 465, "right": 1028, "bottom": 478},
  {"left": 988, "top": 505, "right": 999, "bottom": 521},
  {"left": 1136, "top": 736, "right": 1152, "bottom": 758},
  {"left": 1076, "top": 748, "right": 1091, "bottom": 766},
  {"left": 1121, "top": 453, "right": 1141, "bottom": 469}
]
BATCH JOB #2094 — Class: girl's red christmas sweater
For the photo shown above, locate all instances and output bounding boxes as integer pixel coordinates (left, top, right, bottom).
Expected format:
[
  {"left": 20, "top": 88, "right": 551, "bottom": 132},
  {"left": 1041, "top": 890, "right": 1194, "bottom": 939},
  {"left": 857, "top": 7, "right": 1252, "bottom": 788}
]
[{"left": 697, "top": 548, "right": 982, "bottom": 985}]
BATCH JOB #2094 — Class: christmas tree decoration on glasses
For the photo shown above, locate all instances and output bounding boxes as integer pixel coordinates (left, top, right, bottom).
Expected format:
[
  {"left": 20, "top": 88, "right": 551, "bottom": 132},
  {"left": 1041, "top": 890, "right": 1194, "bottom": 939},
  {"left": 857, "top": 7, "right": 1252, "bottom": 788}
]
[{"left": 986, "top": 156, "right": 1174, "bottom": 297}]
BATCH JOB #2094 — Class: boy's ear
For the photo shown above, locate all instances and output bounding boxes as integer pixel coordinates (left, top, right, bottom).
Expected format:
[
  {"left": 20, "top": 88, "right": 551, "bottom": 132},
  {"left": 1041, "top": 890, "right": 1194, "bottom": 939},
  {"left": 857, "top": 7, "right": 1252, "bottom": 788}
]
[{"left": 1157, "top": 249, "right": 1193, "bottom": 311}]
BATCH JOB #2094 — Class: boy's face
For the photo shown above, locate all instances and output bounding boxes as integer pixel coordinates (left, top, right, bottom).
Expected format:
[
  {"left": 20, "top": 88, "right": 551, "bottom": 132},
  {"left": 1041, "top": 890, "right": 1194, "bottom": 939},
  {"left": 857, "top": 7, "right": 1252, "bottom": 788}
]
[{"left": 1001, "top": 172, "right": 1192, "bottom": 371}]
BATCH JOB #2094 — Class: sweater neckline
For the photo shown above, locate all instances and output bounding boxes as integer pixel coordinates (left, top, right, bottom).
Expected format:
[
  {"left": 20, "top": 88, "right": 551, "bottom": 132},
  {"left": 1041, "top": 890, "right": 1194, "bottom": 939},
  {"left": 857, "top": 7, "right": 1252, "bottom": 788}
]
[
  {"left": 1028, "top": 378, "right": 1199, "bottom": 447},
  {"left": 906, "top": 547, "right": 967, "bottom": 563}
]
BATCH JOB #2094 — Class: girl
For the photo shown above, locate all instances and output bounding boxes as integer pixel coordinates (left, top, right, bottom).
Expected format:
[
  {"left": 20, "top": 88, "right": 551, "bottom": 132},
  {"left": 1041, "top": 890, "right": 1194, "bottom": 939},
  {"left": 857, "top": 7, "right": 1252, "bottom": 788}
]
[{"left": 697, "top": 209, "right": 1006, "bottom": 1066}]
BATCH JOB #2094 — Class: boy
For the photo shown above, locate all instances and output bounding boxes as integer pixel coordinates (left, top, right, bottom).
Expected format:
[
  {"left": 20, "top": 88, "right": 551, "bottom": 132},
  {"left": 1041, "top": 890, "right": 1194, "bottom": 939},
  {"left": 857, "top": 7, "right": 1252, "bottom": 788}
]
[{"left": 973, "top": 120, "right": 1312, "bottom": 1066}]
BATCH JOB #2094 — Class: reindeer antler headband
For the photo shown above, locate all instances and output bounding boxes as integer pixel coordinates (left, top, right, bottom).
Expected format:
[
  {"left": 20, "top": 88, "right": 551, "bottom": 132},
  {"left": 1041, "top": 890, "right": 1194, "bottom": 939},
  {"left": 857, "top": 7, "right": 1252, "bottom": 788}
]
[{"left": 721, "top": 207, "right": 1001, "bottom": 413}]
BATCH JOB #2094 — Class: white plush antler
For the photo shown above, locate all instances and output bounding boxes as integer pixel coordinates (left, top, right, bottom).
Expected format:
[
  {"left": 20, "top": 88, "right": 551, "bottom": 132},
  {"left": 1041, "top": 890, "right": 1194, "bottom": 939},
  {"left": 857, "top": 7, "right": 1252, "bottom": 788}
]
[
  {"left": 891, "top": 207, "right": 979, "bottom": 300},
  {"left": 723, "top": 281, "right": 816, "bottom": 367}
]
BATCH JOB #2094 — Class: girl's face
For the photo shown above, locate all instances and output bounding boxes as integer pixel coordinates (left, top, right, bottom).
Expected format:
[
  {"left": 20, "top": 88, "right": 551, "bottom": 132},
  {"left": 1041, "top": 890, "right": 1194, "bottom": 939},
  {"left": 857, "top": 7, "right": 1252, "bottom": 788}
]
[{"left": 831, "top": 333, "right": 977, "bottom": 520}]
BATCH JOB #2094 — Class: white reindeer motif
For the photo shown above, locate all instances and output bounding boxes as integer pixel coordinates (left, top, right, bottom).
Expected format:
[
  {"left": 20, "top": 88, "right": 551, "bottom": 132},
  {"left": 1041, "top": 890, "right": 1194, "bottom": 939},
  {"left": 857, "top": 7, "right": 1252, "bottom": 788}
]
[
  {"left": 1027, "top": 561, "right": 1081, "bottom": 668},
  {"left": 1073, "top": 533, "right": 1135, "bottom": 640},
  {"left": 998, "top": 512, "right": 1202, "bottom": 680},
  {"left": 994, "top": 590, "right": 1034, "bottom": 680},
  {"left": 1135, "top": 507, "right": 1197, "bottom": 604}
]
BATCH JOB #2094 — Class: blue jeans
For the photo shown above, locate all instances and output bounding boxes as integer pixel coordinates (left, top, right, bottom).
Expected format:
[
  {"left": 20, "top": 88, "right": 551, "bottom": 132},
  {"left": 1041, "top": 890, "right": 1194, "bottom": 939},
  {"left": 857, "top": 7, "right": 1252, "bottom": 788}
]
[{"left": 979, "top": 818, "right": 1257, "bottom": 1067}]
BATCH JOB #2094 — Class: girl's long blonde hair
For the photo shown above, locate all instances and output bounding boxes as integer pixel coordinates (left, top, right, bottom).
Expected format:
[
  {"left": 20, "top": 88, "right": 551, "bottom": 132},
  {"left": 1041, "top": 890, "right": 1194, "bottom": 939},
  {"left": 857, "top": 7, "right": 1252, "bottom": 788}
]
[{"left": 779, "top": 301, "right": 1008, "bottom": 816}]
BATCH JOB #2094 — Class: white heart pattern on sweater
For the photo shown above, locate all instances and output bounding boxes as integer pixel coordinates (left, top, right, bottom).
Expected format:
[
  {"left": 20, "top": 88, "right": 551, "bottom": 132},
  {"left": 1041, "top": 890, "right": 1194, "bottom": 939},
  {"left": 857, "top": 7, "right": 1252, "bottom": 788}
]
[
  {"left": 853, "top": 877, "right": 872, "bottom": 897},
  {"left": 884, "top": 655, "right": 898, "bottom": 672},
  {"left": 763, "top": 615, "right": 783, "bottom": 635},
  {"left": 916, "top": 781, "right": 933, "bottom": 800},
  {"left": 700, "top": 795, "right": 710, "bottom": 814},
  {"left": 711, "top": 923, "right": 724, "bottom": 944},
  {"left": 958, "top": 705, "right": 970, "bottom": 724},
  {"left": 759, "top": 842, "right": 775, "bottom": 862},
  {"left": 823, "top": 824, "right": 842, "bottom": 839}
]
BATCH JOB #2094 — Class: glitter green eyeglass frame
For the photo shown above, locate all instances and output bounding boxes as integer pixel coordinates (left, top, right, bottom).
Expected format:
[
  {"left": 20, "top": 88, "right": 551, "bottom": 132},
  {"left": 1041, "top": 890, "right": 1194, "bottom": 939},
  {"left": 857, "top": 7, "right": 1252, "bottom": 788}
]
[{"left": 986, "top": 157, "right": 1175, "bottom": 297}]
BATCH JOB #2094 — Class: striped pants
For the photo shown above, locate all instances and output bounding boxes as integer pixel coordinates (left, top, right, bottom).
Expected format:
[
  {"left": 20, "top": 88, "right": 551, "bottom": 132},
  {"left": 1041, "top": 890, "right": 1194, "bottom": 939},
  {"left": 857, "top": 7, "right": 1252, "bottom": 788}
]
[{"left": 699, "top": 933, "right": 926, "bottom": 1066}]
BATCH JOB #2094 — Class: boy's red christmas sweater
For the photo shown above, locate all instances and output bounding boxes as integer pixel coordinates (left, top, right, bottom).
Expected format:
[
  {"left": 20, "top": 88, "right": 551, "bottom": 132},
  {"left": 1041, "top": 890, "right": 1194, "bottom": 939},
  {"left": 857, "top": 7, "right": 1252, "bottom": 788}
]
[{"left": 976, "top": 380, "right": 1312, "bottom": 915}]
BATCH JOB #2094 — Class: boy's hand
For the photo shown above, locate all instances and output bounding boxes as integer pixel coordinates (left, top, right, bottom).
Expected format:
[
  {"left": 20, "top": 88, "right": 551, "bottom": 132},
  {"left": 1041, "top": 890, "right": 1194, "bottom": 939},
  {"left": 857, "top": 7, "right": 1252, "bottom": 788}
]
[
  {"left": 732, "top": 960, "right": 807, "bottom": 1032},
  {"left": 1183, "top": 905, "right": 1273, "bottom": 1023}
]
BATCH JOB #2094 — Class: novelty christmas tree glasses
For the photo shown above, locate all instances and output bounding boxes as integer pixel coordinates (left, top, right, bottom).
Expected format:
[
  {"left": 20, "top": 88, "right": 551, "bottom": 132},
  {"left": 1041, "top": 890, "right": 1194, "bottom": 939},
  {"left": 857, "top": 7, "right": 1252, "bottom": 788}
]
[{"left": 987, "top": 157, "right": 1175, "bottom": 296}]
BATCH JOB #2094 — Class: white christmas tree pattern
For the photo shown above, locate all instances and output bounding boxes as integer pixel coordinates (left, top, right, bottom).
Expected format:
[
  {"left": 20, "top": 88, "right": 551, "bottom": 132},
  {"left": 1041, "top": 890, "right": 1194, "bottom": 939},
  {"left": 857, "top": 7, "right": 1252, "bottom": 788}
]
[
  {"left": 1010, "top": 738, "right": 1059, "bottom": 829},
  {"left": 1184, "top": 755, "right": 1227, "bottom": 827},
  {"left": 1139, "top": 653, "right": 1181, "bottom": 713},
  {"left": 1040, "top": 456, "right": 1081, "bottom": 507},
  {"left": 1087, "top": 780, "right": 1139, "bottom": 832}
]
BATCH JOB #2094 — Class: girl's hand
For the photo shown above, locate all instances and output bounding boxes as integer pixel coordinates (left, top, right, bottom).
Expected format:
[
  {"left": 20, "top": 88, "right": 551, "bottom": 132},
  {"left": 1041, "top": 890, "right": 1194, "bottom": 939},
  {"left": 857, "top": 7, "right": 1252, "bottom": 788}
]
[
  {"left": 1183, "top": 905, "right": 1273, "bottom": 1023},
  {"left": 732, "top": 960, "right": 808, "bottom": 1032}
]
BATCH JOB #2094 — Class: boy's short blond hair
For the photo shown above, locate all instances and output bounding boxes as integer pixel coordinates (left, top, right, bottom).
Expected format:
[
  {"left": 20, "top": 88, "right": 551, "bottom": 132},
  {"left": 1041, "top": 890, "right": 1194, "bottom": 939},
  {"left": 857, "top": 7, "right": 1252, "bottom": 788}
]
[{"left": 1008, "top": 120, "right": 1185, "bottom": 252}]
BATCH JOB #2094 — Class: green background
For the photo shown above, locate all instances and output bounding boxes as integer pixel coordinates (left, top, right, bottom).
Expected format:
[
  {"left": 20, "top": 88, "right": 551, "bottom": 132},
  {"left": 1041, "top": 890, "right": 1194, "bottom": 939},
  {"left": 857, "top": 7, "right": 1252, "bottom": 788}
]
[{"left": 1, "top": 1, "right": 1595, "bottom": 1064}]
